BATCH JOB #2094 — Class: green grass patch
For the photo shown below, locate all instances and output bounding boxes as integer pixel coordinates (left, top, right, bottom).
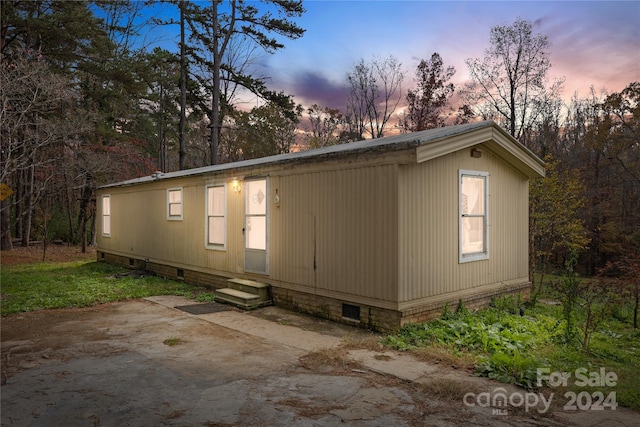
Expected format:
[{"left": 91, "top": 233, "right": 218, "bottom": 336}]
[
  {"left": 163, "top": 337, "right": 185, "bottom": 346},
  {"left": 1, "top": 260, "right": 200, "bottom": 316},
  {"left": 383, "top": 296, "right": 640, "bottom": 410},
  {"left": 193, "top": 292, "right": 217, "bottom": 303}
]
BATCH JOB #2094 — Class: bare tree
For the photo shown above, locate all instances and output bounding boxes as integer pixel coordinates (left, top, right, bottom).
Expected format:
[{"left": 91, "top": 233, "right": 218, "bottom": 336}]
[
  {"left": 463, "top": 18, "right": 564, "bottom": 141},
  {"left": 346, "top": 56, "right": 404, "bottom": 139},
  {"left": 399, "top": 52, "right": 455, "bottom": 132},
  {"left": 1, "top": 53, "right": 82, "bottom": 249}
]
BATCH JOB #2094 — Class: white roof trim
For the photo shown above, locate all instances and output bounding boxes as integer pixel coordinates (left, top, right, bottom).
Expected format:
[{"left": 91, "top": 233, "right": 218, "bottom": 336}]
[{"left": 416, "top": 123, "right": 545, "bottom": 178}]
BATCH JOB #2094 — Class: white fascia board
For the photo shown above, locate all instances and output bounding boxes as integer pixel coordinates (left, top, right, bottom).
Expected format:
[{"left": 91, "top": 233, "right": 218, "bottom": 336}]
[{"left": 416, "top": 124, "right": 545, "bottom": 178}]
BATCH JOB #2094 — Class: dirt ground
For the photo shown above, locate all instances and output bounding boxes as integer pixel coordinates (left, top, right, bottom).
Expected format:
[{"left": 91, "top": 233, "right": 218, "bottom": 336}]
[
  {"left": 2, "top": 246, "right": 639, "bottom": 426},
  {"left": 0, "top": 243, "right": 97, "bottom": 266}
]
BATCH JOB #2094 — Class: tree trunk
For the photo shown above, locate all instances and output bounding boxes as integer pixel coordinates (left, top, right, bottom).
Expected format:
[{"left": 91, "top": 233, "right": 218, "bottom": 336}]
[
  {"left": 0, "top": 197, "right": 12, "bottom": 251},
  {"left": 529, "top": 218, "right": 536, "bottom": 291},
  {"left": 76, "top": 172, "right": 94, "bottom": 253},
  {"left": 158, "top": 84, "right": 166, "bottom": 171},
  {"left": 20, "top": 163, "right": 34, "bottom": 247},
  {"left": 582, "top": 301, "right": 594, "bottom": 352},
  {"left": 509, "top": 77, "right": 517, "bottom": 138},
  {"left": 81, "top": 218, "right": 87, "bottom": 253},
  {"left": 89, "top": 208, "right": 97, "bottom": 247},
  {"left": 589, "top": 150, "right": 602, "bottom": 275},
  {"left": 14, "top": 167, "right": 23, "bottom": 242},
  {"left": 42, "top": 196, "right": 48, "bottom": 261},
  {"left": 210, "top": 0, "right": 220, "bottom": 166},
  {"left": 64, "top": 169, "right": 76, "bottom": 243},
  {"left": 0, "top": 131, "right": 13, "bottom": 250},
  {"left": 179, "top": 0, "right": 187, "bottom": 170},
  {"left": 634, "top": 279, "right": 639, "bottom": 329}
]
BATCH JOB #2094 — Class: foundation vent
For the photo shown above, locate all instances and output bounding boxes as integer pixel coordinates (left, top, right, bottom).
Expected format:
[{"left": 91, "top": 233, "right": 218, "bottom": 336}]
[{"left": 342, "top": 303, "right": 360, "bottom": 321}]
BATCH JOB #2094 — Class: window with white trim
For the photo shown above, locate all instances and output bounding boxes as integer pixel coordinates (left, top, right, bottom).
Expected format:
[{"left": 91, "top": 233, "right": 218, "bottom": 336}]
[
  {"left": 459, "top": 170, "right": 489, "bottom": 262},
  {"left": 206, "top": 185, "right": 226, "bottom": 248},
  {"left": 167, "top": 188, "right": 183, "bottom": 220},
  {"left": 102, "top": 195, "right": 111, "bottom": 236}
]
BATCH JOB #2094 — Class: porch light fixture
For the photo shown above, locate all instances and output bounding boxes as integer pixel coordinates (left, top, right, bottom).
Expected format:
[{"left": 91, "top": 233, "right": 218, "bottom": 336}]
[
  {"left": 274, "top": 189, "right": 280, "bottom": 207},
  {"left": 231, "top": 179, "right": 242, "bottom": 193}
]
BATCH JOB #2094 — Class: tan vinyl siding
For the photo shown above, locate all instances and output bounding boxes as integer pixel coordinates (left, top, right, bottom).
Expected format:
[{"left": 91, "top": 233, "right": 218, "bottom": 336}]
[
  {"left": 97, "top": 160, "right": 401, "bottom": 305},
  {"left": 269, "top": 163, "right": 399, "bottom": 303},
  {"left": 268, "top": 172, "right": 315, "bottom": 289},
  {"left": 97, "top": 176, "right": 242, "bottom": 275},
  {"left": 398, "top": 147, "right": 530, "bottom": 304}
]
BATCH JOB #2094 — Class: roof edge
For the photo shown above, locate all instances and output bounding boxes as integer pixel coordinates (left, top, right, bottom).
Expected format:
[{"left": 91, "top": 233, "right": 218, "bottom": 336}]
[
  {"left": 98, "top": 121, "right": 544, "bottom": 189},
  {"left": 416, "top": 122, "right": 545, "bottom": 178}
]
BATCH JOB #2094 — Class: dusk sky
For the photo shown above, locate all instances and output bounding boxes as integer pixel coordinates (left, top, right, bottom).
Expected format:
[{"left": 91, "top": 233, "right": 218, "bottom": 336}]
[{"left": 149, "top": 1, "right": 640, "bottom": 112}]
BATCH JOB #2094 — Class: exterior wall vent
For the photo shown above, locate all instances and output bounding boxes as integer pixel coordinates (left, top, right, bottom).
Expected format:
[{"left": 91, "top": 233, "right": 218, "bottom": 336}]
[
  {"left": 177, "top": 268, "right": 185, "bottom": 279},
  {"left": 342, "top": 303, "right": 360, "bottom": 321}
]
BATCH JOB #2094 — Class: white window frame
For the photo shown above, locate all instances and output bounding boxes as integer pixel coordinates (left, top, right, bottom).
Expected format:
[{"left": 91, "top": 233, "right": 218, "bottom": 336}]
[
  {"left": 102, "top": 195, "right": 111, "bottom": 237},
  {"left": 167, "top": 188, "right": 183, "bottom": 220},
  {"left": 459, "top": 170, "right": 489, "bottom": 263},
  {"left": 206, "top": 184, "right": 227, "bottom": 249}
]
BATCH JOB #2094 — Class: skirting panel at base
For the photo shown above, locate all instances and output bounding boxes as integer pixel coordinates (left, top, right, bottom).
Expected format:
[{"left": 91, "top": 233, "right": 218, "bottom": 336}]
[
  {"left": 272, "top": 284, "right": 530, "bottom": 332},
  {"left": 272, "top": 288, "right": 403, "bottom": 332},
  {"left": 399, "top": 284, "right": 531, "bottom": 327},
  {"left": 97, "top": 251, "right": 531, "bottom": 332}
]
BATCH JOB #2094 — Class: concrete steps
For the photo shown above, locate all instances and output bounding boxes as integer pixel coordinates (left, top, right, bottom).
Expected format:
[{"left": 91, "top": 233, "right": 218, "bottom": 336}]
[{"left": 214, "top": 278, "right": 272, "bottom": 310}]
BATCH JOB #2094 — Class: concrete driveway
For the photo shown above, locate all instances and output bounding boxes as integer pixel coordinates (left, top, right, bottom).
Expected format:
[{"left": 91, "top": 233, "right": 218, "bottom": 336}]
[{"left": 2, "top": 296, "right": 637, "bottom": 426}]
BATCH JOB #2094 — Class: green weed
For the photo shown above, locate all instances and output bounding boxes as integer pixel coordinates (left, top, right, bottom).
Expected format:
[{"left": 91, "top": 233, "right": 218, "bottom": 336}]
[
  {"left": 383, "top": 297, "right": 640, "bottom": 409},
  {"left": 194, "top": 292, "right": 217, "bottom": 303},
  {"left": 475, "top": 352, "right": 543, "bottom": 390},
  {"left": 163, "top": 337, "right": 184, "bottom": 346}
]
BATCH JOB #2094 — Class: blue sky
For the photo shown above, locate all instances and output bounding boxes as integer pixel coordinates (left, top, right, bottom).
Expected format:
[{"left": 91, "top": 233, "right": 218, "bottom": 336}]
[{"left": 145, "top": 1, "right": 640, "bottom": 112}]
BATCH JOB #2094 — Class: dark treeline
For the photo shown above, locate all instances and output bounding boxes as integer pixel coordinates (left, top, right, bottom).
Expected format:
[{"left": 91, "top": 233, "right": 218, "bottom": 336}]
[{"left": 1, "top": 2, "right": 638, "bottom": 282}]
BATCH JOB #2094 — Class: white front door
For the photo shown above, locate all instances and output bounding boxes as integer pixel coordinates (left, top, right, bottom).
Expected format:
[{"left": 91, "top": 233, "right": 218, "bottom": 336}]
[{"left": 244, "top": 178, "right": 268, "bottom": 274}]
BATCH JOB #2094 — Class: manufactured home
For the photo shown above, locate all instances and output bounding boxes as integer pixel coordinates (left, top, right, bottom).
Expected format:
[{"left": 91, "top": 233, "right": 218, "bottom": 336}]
[{"left": 96, "top": 121, "right": 545, "bottom": 331}]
